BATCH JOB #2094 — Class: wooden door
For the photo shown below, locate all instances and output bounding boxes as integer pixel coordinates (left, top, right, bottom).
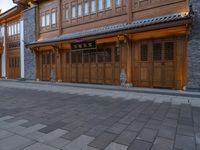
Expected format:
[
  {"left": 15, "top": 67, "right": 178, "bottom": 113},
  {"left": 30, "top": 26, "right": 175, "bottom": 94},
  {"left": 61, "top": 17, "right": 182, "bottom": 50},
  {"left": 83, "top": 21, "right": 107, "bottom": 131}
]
[
  {"left": 64, "top": 51, "right": 71, "bottom": 82},
  {"left": 97, "top": 49, "right": 104, "bottom": 84},
  {"left": 8, "top": 55, "right": 20, "bottom": 79},
  {"left": 71, "top": 51, "right": 77, "bottom": 82},
  {"left": 90, "top": 50, "right": 97, "bottom": 83},
  {"left": 138, "top": 42, "right": 152, "bottom": 87},
  {"left": 83, "top": 50, "right": 90, "bottom": 83},
  {"left": 77, "top": 51, "right": 83, "bottom": 83},
  {"left": 104, "top": 47, "right": 113, "bottom": 84},
  {"left": 153, "top": 40, "right": 175, "bottom": 88},
  {"left": 41, "top": 52, "right": 51, "bottom": 81},
  {"left": 113, "top": 47, "right": 120, "bottom": 85}
]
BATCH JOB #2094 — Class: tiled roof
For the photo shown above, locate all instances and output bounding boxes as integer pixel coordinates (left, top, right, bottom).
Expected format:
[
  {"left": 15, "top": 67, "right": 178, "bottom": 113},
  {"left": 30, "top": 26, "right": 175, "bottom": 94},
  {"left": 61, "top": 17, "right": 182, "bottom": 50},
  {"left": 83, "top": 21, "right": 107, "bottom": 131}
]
[{"left": 27, "top": 12, "right": 191, "bottom": 46}]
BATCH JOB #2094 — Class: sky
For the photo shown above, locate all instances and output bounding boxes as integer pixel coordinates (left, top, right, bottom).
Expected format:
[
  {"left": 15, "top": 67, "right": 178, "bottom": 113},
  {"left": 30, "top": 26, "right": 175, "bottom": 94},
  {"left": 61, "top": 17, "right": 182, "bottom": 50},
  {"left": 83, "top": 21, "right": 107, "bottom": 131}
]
[{"left": 0, "top": 0, "right": 16, "bottom": 13}]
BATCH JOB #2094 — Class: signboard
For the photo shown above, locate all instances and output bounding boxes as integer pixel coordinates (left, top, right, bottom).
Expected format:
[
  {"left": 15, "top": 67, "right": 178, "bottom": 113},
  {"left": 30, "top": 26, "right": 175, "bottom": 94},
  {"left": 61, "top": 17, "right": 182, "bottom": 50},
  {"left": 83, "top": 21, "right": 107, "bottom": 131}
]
[
  {"left": 71, "top": 41, "right": 96, "bottom": 50},
  {"left": 8, "top": 41, "right": 20, "bottom": 49}
]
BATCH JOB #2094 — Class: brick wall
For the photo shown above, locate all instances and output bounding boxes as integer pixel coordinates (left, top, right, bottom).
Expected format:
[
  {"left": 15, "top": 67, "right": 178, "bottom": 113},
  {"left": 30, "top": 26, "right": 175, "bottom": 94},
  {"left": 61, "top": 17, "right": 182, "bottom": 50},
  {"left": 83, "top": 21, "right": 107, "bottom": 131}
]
[
  {"left": 187, "top": 0, "right": 200, "bottom": 91},
  {"left": 23, "top": 6, "right": 36, "bottom": 80}
]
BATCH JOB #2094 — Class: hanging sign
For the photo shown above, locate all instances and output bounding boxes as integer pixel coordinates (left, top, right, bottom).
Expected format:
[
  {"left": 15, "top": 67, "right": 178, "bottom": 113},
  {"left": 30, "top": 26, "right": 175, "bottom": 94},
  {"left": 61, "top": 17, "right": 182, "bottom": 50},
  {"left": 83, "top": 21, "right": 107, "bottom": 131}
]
[{"left": 71, "top": 41, "right": 96, "bottom": 50}]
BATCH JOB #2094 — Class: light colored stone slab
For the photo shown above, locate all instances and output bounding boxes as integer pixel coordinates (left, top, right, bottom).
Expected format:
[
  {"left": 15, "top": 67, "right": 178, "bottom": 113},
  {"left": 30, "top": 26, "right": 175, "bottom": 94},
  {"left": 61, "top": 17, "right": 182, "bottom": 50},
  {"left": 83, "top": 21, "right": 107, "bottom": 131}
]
[
  {"left": 0, "top": 116, "right": 14, "bottom": 122},
  {"left": 46, "top": 137, "right": 71, "bottom": 149},
  {"left": 26, "top": 131, "right": 46, "bottom": 140},
  {"left": 20, "top": 124, "right": 47, "bottom": 136},
  {"left": 23, "top": 142, "right": 59, "bottom": 150},
  {"left": 8, "top": 125, "right": 26, "bottom": 134},
  {"left": 0, "top": 135, "right": 34, "bottom": 150},
  {"left": 0, "top": 129, "right": 13, "bottom": 140},
  {"left": 38, "top": 129, "right": 68, "bottom": 143},
  {"left": 63, "top": 135, "right": 94, "bottom": 150},
  {"left": 104, "top": 142, "right": 128, "bottom": 150},
  {"left": 0, "top": 119, "right": 28, "bottom": 129}
]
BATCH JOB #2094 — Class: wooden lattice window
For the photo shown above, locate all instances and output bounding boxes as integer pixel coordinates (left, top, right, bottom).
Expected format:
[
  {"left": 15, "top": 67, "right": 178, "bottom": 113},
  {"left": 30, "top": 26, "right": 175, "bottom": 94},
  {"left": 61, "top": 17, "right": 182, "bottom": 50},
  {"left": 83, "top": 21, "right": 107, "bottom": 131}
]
[
  {"left": 52, "top": 53, "right": 55, "bottom": 64},
  {"left": 141, "top": 44, "right": 148, "bottom": 61},
  {"left": 165, "top": 42, "right": 174, "bottom": 60},
  {"left": 66, "top": 52, "right": 70, "bottom": 64},
  {"left": 97, "top": 49, "right": 104, "bottom": 63},
  {"left": 153, "top": 43, "right": 162, "bottom": 61},
  {"left": 105, "top": 48, "right": 112, "bottom": 62},
  {"left": 71, "top": 52, "right": 77, "bottom": 63},
  {"left": 115, "top": 47, "right": 120, "bottom": 62}
]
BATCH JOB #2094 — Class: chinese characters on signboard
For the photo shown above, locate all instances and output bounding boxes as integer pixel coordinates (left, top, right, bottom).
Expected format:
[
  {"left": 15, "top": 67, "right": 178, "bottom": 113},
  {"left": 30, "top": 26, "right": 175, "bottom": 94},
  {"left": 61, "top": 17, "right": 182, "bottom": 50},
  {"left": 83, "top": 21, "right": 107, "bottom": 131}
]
[{"left": 71, "top": 41, "right": 96, "bottom": 50}]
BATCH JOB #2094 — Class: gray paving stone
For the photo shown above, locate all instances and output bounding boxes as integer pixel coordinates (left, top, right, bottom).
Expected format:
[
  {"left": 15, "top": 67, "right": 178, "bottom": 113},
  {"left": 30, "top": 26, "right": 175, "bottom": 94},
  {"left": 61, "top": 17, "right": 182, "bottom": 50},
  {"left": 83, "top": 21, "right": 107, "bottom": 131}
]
[
  {"left": 86, "top": 125, "right": 108, "bottom": 137},
  {"left": 0, "top": 135, "right": 35, "bottom": 150},
  {"left": 115, "top": 130, "right": 137, "bottom": 146},
  {"left": 88, "top": 132, "right": 117, "bottom": 149},
  {"left": 177, "top": 125, "right": 194, "bottom": 137},
  {"left": 62, "top": 126, "right": 90, "bottom": 140},
  {"left": 175, "top": 135, "right": 196, "bottom": 150},
  {"left": 127, "top": 140, "right": 152, "bottom": 150},
  {"left": 106, "top": 123, "right": 128, "bottom": 135},
  {"left": 136, "top": 128, "right": 157, "bottom": 143},
  {"left": 37, "top": 129, "right": 68, "bottom": 143},
  {"left": 0, "top": 119, "right": 28, "bottom": 129},
  {"left": 20, "top": 124, "right": 47, "bottom": 136},
  {"left": 23, "top": 142, "right": 59, "bottom": 150},
  {"left": 151, "top": 137, "right": 173, "bottom": 150},
  {"left": 0, "top": 116, "right": 14, "bottom": 122},
  {"left": 158, "top": 125, "right": 176, "bottom": 140},
  {"left": 104, "top": 142, "right": 128, "bottom": 150},
  {"left": 62, "top": 135, "right": 94, "bottom": 150},
  {"left": 46, "top": 137, "right": 71, "bottom": 149},
  {"left": 127, "top": 121, "right": 145, "bottom": 132},
  {"left": 26, "top": 131, "right": 46, "bottom": 140},
  {"left": 0, "top": 129, "right": 13, "bottom": 140}
]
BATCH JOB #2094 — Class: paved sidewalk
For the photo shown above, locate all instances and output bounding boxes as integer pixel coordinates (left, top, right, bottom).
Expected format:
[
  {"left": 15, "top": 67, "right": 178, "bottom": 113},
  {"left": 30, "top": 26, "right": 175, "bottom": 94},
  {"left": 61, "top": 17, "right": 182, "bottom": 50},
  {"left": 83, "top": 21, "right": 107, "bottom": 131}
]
[
  {"left": 0, "top": 81, "right": 199, "bottom": 149},
  {"left": 0, "top": 80, "right": 200, "bottom": 106}
]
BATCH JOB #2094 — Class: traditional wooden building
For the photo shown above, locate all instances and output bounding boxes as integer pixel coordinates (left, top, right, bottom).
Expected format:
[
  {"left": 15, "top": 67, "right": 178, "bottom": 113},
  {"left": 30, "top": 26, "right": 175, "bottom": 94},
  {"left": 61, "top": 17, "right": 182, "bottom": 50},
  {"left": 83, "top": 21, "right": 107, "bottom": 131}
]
[
  {"left": 10, "top": 0, "right": 200, "bottom": 90},
  {"left": 0, "top": 6, "right": 25, "bottom": 79}
]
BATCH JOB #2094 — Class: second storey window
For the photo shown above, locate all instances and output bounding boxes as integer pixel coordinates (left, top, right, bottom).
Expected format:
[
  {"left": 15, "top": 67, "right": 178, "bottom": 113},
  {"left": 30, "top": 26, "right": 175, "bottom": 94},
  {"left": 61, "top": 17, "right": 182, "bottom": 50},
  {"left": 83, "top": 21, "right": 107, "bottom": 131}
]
[
  {"left": 115, "top": 0, "right": 121, "bottom": 7},
  {"left": 65, "top": 7, "right": 69, "bottom": 20},
  {"left": 51, "top": 12, "right": 56, "bottom": 25},
  {"left": 78, "top": 4, "right": 82, "bottom": 17},
  {"left": 46, "top": 13, "right": 50, "bottom": 26},
  {"left": 72, "top": 5, "right": 76, "bottom": 18},
  {"left": 42, "top": 15, "right": 45, "bottom": 27},
  {"left": 98, "top": 0, "right": 103, "bottom": 11},
  {"left": 91, "top": 0, "right": 96, "bottom": 13},
  {"left": 84, "top": 1, "right": 89, "bottom": 15},
  {"left": 106, "top": 0, "right": 112, "bottom": 9}
]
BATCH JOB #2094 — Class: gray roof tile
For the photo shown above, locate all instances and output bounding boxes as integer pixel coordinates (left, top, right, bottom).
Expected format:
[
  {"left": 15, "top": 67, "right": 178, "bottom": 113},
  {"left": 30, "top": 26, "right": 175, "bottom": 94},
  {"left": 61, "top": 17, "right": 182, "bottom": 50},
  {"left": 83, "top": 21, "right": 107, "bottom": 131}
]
[{"left": 28, "top": 12, "right": 191, "bottom": 46}]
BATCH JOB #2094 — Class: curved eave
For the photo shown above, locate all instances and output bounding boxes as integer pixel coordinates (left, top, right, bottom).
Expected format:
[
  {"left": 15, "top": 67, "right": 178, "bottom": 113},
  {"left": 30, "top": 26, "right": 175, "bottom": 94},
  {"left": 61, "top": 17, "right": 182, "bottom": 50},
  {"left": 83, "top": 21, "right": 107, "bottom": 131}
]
[{"left": 26, "top": 12, "right": 193, "bottom": 49}]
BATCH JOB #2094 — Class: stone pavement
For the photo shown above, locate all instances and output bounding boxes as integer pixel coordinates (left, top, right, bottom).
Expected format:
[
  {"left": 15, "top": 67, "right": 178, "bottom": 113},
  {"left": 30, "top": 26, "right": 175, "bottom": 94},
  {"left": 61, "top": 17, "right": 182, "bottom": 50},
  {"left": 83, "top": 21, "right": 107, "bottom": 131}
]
[{"left": 0, "top": 81, "right": 199, "bottom": 149}]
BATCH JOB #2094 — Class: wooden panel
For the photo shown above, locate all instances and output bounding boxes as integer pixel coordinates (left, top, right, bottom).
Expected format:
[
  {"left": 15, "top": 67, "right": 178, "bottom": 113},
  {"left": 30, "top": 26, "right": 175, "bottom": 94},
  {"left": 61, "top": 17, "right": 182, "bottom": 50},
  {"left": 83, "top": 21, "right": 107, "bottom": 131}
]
[
  {"left": 83, "top": 64, "right": 90, "bottom": 83},
  {"left": 105, "top": 63, "right": 113, "bottom": 84},
  {"left": 71, "top": 64, "right": 77, "bottom": 82},
  {"left": 90, "top": 63, "right": 97, "bottom": 83},
  {"left": 132, "top": 0, "right": 188, "bottom": 20},
  {"left": 97, "top": 63, "right": 104, "bottom": 84}
]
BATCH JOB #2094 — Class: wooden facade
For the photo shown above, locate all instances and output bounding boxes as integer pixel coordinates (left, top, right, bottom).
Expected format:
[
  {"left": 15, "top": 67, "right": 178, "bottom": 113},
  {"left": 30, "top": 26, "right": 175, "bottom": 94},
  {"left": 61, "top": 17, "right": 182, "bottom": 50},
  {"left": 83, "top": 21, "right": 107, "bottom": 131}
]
[
  {"left": 0, "top": 7, "right": 22, "bottom": 79},
  {"left": 22, "top": 0, "right": 191, "bottom": 89}
]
